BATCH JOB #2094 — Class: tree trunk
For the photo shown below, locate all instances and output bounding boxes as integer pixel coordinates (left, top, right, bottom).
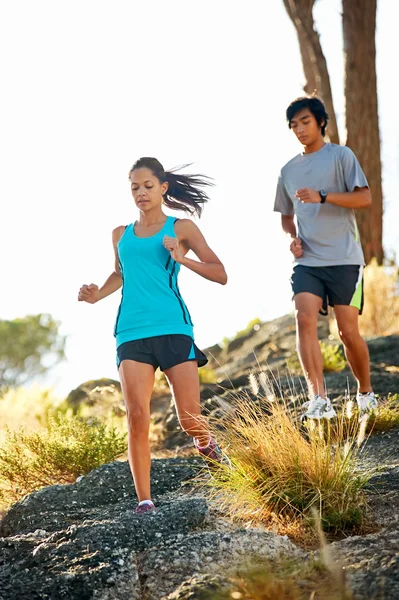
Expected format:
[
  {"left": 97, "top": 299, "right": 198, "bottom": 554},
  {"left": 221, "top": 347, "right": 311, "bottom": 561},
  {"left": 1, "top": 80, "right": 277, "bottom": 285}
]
[
  {"left": 283, "top": 0, "right": 340, "bottom": 144},
  {"left": 342, "top": 0, "right": 383, "bottom": 264}
]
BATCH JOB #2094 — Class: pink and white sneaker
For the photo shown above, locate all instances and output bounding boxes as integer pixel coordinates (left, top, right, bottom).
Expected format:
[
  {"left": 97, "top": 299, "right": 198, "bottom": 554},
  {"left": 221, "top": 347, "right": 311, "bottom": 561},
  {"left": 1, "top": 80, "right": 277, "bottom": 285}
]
[
  {"left": 194, "top": 436, "right": 231, "bottom": 469},
  {"left": 135, "top": 500, "right": 156, "bottom": 514}
]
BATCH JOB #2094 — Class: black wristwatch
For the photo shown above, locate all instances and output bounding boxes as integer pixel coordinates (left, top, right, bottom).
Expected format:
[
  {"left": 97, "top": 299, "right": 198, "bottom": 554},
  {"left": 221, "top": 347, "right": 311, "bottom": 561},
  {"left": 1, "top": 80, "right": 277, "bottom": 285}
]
[{"left": 319, "top": 189, "right": 328, "bottom": 204}]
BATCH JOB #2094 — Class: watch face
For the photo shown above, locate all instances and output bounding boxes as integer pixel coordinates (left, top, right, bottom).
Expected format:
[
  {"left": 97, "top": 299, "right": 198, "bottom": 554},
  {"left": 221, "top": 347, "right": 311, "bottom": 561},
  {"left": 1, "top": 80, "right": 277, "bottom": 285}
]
[{"left": 320, "top": 189, "right": 326, "bottom": 196}]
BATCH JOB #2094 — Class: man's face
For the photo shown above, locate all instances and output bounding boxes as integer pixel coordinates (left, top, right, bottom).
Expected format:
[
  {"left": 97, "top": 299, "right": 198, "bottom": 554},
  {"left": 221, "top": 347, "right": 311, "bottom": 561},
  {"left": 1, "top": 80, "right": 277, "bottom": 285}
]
[{"left": 289, "top": 109, "right": 322, "bottom": 145}]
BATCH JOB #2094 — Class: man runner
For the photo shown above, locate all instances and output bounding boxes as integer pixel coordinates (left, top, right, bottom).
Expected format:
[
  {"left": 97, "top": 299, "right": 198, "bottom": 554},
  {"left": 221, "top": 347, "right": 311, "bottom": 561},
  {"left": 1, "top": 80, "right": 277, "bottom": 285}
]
[{"left": 274, "top": 95, "right": 378, "bottom": 420}]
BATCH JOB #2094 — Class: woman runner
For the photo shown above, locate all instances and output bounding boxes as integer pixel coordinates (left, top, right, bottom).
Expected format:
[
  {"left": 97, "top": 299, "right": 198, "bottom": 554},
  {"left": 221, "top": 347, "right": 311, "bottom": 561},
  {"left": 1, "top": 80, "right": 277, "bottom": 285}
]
[{"left": 78, "top": 157, "right": 228, "bottom": 513}]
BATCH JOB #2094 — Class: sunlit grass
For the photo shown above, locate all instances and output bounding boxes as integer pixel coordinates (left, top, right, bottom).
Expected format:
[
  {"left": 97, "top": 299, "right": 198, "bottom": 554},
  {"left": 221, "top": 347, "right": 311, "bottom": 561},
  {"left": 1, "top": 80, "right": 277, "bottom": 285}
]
[
  {"left": 201, "top": 556, "right": 352, "bottom": 600},
  {"left": 202, "top": 373, "right": 371, "bottom": 537}
]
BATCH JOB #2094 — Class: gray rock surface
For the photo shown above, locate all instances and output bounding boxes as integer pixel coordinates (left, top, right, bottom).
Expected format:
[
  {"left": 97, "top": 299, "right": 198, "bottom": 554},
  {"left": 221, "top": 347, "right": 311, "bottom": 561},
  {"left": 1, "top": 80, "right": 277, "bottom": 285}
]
[
  {"left": 0, "top": 459, "right": 298, "bottom": 600},
  {"left": 330, "top": 526, "right": 399, "bottom": 600},
  {"left": 138, "top": 529, "right": 303, "bottom": 599}
]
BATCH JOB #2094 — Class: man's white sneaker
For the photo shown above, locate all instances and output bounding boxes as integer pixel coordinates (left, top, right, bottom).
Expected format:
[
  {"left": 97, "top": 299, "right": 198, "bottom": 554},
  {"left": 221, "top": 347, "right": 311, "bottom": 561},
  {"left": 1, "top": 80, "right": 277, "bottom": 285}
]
[
  {"left": 357, "top": 391, "right": 378, "bottom": 419},
  {"left": 300, "top": 395, "right": 337, "bottom": 421}
]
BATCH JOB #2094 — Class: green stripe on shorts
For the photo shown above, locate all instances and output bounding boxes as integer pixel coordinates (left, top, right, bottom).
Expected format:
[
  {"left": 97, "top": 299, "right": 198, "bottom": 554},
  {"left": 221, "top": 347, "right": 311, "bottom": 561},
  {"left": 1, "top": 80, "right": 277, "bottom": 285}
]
[{"left": 350, "top": 277, "right": 363, "bottom": 310}]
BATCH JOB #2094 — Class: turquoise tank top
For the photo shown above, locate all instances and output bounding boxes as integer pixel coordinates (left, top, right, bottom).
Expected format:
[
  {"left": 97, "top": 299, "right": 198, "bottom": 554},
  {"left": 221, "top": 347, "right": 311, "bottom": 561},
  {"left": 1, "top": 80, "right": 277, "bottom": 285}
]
[{"left": 114, "top": 216, "right": 194, "bottom": 347}]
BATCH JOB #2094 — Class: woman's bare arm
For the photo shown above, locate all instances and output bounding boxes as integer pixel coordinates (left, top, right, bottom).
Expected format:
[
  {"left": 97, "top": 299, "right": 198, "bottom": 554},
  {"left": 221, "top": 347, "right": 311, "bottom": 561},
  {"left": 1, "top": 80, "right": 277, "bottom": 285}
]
[
  {"left": 163, "top": 219, "right": 227, "bottom": 285},
  {"left": 78, "top": 226, "right": 125, "bottom": 303}
]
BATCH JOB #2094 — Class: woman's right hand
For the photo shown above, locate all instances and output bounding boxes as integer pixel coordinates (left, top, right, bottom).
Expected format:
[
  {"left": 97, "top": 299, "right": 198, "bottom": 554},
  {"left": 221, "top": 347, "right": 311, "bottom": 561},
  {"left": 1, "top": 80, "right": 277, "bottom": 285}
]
[{"left": 78, "top": 283, "right": 101, "bottom": 304}]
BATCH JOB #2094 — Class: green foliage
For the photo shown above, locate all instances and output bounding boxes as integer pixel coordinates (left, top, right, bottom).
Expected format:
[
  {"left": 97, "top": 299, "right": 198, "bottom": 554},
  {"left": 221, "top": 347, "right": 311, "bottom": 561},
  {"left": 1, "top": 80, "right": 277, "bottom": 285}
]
[
  {"left": 222, "top": 318, "right": 262, "bottom": 349},
  {"left": 319, "top": 342, "right": 346, "bottom": 372},
  {"left": 366, "top": 393, "right": 399, "bottom": 433},
  {"left": 0, "top": 413, "right": 127, "bottom": 507},
  {"left": 0, "top": 314, "right": 66, "bottom": 392},
  {"left": 198, "top": 366, "right": 217, "bottom": 384},
  {"left": 287, "top": 341, "right": 346, "bottom": 375},
  {"left": 234, "top": 317, "right": 262, "bottom": 339}
]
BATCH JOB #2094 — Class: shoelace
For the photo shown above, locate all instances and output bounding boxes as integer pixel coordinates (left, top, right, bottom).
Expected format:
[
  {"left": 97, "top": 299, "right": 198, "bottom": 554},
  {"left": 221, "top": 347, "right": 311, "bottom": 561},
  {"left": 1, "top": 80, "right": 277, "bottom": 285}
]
[{"left": 308, "top": 397, "right": 326, "bottom": 412}]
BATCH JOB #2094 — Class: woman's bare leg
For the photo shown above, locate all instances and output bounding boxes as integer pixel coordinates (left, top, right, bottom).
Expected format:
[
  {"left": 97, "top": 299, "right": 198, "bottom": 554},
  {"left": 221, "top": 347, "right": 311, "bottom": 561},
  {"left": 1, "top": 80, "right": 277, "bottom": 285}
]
[
  {"left": 119, "top": 360, "right": 155, "bottom": 502},
  {"left": 164, "top": 361, "right": 210, "bottom": 446}
]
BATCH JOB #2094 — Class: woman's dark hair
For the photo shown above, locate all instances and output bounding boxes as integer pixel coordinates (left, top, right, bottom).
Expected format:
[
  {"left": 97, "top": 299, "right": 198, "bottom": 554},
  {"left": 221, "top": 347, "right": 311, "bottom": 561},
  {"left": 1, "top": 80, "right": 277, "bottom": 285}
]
[
  {"left": 129, "top": 157, "right": 213, "bottom": 218},
  {"left": 286, "top": 96, "right": 329, "bottom": 136}
]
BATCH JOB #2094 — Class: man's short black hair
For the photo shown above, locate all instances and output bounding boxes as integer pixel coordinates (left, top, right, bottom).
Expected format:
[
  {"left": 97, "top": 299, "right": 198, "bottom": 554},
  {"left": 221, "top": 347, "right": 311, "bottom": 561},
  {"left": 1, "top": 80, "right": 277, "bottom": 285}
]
[{"left": 286, "top": 96, "right": 329, "bottom": 136}]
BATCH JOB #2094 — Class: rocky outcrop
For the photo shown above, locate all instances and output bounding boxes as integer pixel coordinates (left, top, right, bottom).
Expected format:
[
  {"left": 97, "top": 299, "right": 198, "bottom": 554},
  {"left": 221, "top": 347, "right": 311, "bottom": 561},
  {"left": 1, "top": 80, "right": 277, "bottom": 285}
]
[
  {"left": 1, "top": 316, "right": 398, "bottom": 599},
  {"left": 1, "top": 433, "right": 399, "bottom": 599},
  {"left": 0, "top": 459, "right": 300, "bottom": 600}
]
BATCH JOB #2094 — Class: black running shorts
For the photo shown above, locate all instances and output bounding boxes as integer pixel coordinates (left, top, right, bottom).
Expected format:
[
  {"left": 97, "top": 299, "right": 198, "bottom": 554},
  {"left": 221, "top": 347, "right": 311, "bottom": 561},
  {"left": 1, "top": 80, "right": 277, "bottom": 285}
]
[
  {"left": 116, "top": 334, "right": 208, "bottom": 371},
  {"left": 291, "top": 264, "right": 364, "bottom": 316}
]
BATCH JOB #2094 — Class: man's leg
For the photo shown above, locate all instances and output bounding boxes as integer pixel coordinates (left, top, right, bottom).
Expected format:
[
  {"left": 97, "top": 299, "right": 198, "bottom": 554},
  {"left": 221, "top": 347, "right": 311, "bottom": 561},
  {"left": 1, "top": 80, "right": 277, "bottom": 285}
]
[
  {"left": 333, "top": 305, "right": 372, "bottom": 393},
  {"left": 294, "top": 292, "right": 325, "bottom": 398}
]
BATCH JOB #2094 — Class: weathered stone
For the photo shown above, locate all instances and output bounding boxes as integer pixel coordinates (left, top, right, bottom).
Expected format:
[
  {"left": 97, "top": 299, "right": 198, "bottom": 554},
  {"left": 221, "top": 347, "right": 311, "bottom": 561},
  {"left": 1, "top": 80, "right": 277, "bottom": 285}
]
[
  {"left": 0, "top": 494, "right": 208, "bottom": 600},
  {"left": 0, "top": 458, "right": 203, "bottom": 537},
  {"left": 138, "top": 529, "right": 304, "bottom": 599},
  {"left": 330, "top": 526, "right": 399, "bottom": 600}
]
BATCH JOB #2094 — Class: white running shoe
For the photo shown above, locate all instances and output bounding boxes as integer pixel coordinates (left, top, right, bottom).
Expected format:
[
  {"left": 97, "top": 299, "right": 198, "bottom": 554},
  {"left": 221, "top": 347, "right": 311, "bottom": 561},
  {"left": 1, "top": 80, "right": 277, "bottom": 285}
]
[
  {"left": 357, "top": 391, "right": 378, "bottom": 419},
  {"left": 300, "top": 395, "right": 337, "bottom": 421}
]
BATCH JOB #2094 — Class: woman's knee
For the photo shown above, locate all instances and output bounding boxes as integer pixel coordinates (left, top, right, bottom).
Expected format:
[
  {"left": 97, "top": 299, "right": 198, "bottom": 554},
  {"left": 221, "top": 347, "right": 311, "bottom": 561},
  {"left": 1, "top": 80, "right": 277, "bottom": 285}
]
[{"left": 125, "top": 403, "right": 150, "bottom": 435}]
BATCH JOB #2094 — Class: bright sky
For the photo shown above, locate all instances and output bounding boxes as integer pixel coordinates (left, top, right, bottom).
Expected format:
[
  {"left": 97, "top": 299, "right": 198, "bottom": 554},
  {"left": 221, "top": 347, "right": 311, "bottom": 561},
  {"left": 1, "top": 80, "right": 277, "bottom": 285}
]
[{"left": 1, "top": 0, "right": 398, "bottom": 397}]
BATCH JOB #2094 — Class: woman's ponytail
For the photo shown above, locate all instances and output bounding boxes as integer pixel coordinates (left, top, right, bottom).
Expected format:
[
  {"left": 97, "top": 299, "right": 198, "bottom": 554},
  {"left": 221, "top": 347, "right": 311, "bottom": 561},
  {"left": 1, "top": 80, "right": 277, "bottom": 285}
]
[{"left": 129, "top": 157, "right": 213, "bottom": 217}]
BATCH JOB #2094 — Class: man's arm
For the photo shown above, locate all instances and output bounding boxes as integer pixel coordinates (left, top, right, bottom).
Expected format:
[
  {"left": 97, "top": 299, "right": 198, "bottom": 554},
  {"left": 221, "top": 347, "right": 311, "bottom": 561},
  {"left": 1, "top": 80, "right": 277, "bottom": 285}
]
[
  {"left": 281, "top": 215, "right": 303, "bottom": 258},
  {"left": 295, "top": 186, "right": 371, "bottom": 209},
  {"left": 324, "top": 187, "right": 371, "bottom": 208},
  {"left": 281, "top": 214, "right": 297, "bottom": 238}
]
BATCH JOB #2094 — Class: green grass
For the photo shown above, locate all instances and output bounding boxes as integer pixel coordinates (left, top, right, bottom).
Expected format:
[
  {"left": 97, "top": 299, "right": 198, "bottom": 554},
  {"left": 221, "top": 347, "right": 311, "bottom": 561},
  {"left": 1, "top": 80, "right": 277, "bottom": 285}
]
[
  {"left": 367, "top": 393, "right": 399, "bottom": 433},
  {"left": 0, "top": 412, "right": 127, "bottom": 507}
]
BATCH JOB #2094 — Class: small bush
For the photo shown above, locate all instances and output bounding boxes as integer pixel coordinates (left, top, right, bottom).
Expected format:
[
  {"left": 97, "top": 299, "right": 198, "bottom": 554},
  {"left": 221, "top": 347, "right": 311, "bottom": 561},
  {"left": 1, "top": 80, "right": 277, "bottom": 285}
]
[
  {"left": 205, "top": 379, "right": 370, "bottom": 535},
  {"left": 287, "top": 341, "right": 346, "bottom": 375},
  {"left": 366, "top": 393, "right": 399, "bottom": 433},
  {"left": 222, "top": 318, "right": 262, "bottom": 349},
  {"left": 0, "top": 413, "right": 127, "bottom": 507},
  {"left": 234, "top": 317, "right": 262, "bottom": 339},
  {"left": 198, "top": 366, "right": 217, "bottom": 384}
]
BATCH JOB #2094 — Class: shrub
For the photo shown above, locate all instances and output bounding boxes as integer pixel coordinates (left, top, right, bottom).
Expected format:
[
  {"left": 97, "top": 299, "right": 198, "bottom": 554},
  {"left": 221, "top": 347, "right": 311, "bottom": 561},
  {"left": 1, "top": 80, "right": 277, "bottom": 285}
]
[
  {"left": 286, "top": 341, "right": 346, "bottom": 375},
  {"left": 204, "top": 379, "right": 370, "bottom": 535},
  {"left": 198, "top": 366, "right": 217, "bottom": 384},
  {"left": 0, "top": 413, "right": 127, "bottom": 507},
  {"left": 221, "top": 318, "right": 262, "bottom": 350},
  {"left": 366, "top": 393, "right": 399, "bottom": 433},
  {"left": 234, "top": 317, "right": 262, "bottom": 339}
]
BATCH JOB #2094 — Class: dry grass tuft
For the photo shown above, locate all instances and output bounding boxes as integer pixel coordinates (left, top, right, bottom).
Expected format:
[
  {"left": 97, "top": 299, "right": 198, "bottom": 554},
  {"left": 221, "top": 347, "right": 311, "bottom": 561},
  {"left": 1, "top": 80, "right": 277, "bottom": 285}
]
[{"left": 203, "top": 374, "right": 372, "bottom": 537}]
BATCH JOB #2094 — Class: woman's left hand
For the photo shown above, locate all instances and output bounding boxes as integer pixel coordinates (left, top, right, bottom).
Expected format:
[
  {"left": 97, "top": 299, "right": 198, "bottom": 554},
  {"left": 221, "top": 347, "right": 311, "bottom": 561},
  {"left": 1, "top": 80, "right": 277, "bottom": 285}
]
[{"left": 163, "top": 236, "right": 185, "bottom": 264}]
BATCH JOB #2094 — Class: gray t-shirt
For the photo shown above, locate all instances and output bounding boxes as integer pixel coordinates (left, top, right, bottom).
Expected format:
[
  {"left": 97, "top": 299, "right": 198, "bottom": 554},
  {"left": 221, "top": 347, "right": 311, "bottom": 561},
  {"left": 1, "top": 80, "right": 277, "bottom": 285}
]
[{"left": 274, "top": 143, "right": 368, "bottom": 266}]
